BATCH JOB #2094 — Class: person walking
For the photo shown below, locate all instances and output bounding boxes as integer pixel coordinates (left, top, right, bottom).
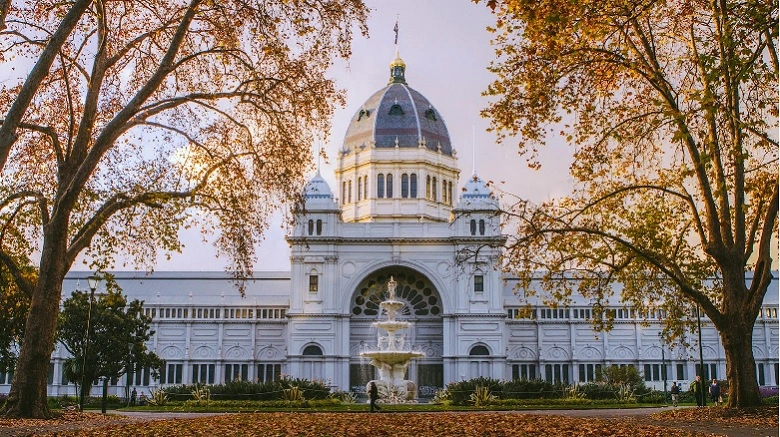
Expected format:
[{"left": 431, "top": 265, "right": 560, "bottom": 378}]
[
  {"left": 709, "top": 379, "right": 721, "bottom": 406},
  {"left": 691, "top": 375, "right": 704, "bottom": 407},
  {"left": 130, "top": 387, "right": 137, "bottom": 406},
  {"left": 670, "top": 382, "right": 680, "bottom": 407},
  {"left": 369, "top": 381, "right": 382, "bottom": 413}
]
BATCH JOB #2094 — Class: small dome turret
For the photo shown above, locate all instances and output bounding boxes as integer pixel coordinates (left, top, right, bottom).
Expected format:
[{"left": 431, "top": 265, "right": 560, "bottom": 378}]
[
  {"left": 457, "top": 175, "right": 499, "bottom": 210},
  {"left": 302, "top": 173, "right": 339, "bottom": 211}
]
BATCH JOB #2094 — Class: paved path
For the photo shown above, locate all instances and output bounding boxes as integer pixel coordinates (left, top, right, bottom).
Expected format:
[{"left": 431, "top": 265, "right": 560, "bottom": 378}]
[{"left": 108, "top": 406, "right": 676, "bottom": 419}]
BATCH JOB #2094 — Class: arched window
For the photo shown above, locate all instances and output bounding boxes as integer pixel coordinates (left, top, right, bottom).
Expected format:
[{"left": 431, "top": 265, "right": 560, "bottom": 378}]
[
  {"left": 410, "top": 174, "right": 418, "bottom": 198},
  {"left": 432, "top": 177, "right": 437, "bottom": 201},
  {"left": 426, "top": 175, "right": 431, "bottom": 199},
  {"left": 341, "top": 182, "right": 346, "bottom": 205},
  {"left": 442, "top": 179, "right": 448, "bottom": 204},
  {"left": 448, "top": 181, "right": 453, "bottom": 205},
  {"left": 401, "top": 174, "right": 409, "bottom": 198},
  {"left": 302, "top": 345, "right": 323, "bottom": 356},
  {"left": 348, "top": 180, "right": 352, "bottom": 203},
  {"left": 307, "top": 220, "right": 314, "bottom": 236},
  {"left": 386, "top": 173, "right": 393, "bottom": 198},
  {"left": 364, "top": 176, "right": 368, "bottom": 200},
  {"left": 316, "top": 219, "right": 323, "bottom": 235},
  {"left": 479, "top": 219, "right": 485, "bottom": 236},
  {"left": 470, "top": 219, "right": 477, "bottom": 236},
  {"left": 357, "top": 176, "right": 362, "bottom": 200},
  {"left": 377, "top": 174, "right": 385, "bottom": 198},
  {"left": 469, "top": 345, "right": 490, "bottom": 356}
]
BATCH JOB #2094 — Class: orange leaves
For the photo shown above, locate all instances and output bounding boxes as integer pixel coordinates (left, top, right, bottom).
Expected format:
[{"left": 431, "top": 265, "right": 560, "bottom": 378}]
[
  {"left": 654, "top": 405, "right": 779, "bottom": 428},
  {"left": 1, "top": 411, "right": 732, "bottom": 437}
]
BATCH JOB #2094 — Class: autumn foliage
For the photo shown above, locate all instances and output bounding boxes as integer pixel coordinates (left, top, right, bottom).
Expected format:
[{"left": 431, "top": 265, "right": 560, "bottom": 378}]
[
  {"left": 0, "top": 0, "right": 368, "bottom": 418},
  {"left": 479, "top": 0, "right": 777, "bottom": 407}
]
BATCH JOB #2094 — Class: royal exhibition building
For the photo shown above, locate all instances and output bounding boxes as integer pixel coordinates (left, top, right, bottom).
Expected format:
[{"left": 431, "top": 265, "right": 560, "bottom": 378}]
[{"left": 1, "top": 54, "right": 777, "bottom": 400}]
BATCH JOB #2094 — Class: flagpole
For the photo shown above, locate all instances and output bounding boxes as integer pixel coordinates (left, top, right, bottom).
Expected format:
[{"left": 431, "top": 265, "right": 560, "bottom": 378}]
[{"left": 394, "top": 15, "right": 399, "bottom": 48}]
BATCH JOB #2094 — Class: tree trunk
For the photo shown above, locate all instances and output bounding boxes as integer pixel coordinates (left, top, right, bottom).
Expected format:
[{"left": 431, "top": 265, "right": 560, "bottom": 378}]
[
  {"left": 1, "top": 229, "right": 68, "bottom": 418},
  {"left": 721, "top": 323, "right": 762, "bottom": 407}
]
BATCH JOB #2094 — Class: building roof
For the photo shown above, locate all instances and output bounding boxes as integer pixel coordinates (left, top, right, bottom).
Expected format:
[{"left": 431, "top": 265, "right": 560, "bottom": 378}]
[{"left": 342, "top": 54, "right": 452, "bottom": 156}]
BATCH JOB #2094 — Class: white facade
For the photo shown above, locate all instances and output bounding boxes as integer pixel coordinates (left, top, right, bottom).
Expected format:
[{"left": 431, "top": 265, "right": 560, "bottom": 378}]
[{"left": 2, "top": 56, "right": 778, "bottom": 398}]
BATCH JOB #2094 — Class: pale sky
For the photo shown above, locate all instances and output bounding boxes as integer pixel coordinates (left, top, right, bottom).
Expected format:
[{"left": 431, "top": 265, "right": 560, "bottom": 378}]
[{"left": 146, "top": 0, "right": 576, "bottom": 272}]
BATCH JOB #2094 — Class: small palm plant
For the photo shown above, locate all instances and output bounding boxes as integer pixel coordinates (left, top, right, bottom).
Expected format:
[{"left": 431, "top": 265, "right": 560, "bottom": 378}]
[
  {"left": 469, "top": 385, "right": 496, "bottom": 407},
  {"left": 147, "top": 388, "right": 169, "bottom": 406},
  {"left": 191, "top": 383, "right": 211, "bottom": 406},
  {"left": 283, "top": 385, "right": 304, "bottom": 401},
  {"left": 566, "top": 384, "right": 586, "bottom": 400},
  {"left": 431, "top": 389, "right": 451, "bottom": 405},
  {"left": 615, "top": 383, "right": 636, "bottom": 403}
]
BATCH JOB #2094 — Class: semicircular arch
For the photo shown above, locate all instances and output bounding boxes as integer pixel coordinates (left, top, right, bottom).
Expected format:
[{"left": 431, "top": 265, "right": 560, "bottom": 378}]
[
  {"left": 341, "top": 260, "right": 451, "bottom": 315},
  {"left": 347, "top": 265, "right": 444, "bottom": 319}
]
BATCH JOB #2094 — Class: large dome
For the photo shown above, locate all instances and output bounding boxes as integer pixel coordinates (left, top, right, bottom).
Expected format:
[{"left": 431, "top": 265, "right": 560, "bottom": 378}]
[{"left": 343, "top": 55, "right": 452, "bottom": 156}]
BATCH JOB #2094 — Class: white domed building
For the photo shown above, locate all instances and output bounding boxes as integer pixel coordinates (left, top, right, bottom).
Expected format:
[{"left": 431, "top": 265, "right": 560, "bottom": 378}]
[
  {"left": 4, "top": 55, "right": 777, "bottom": 398},
  {"left": 286, "top": 53, "right": 506, "bottom": 392}
]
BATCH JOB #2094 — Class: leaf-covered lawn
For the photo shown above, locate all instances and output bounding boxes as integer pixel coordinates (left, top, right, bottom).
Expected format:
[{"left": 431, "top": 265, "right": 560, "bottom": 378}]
[
  {"left": 653, "top": 406, "right": 779, "bottom": 428},
  {"left": 42, "top": 412, "right": 713, "bottom": 437},
  {"left": 4, "top": 408, "right": 776, "bottom": 436},
  {"left": 0, "top": 411, "right": 148, "bottom": 436}
]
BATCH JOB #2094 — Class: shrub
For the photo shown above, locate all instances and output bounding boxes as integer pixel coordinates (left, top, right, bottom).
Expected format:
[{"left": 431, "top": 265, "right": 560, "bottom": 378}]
[
  {"left": 329, "top": 390, "right": 357, "bottom": 404},
  {"left": 578, "top": 383, "right": 618, "bottom": 400},
  {"left": 485, "top": 397, "right": 595, "bottom": 407},
  {"left": 179, "top": 398, "right": 341, "bottom": 409},
  {"left": 278, "top": 377, "right": 330, "bottom": 400},
  {"left": 762, "top": 395, "right": 778, "bottom": 406},
  {"left": 638, "top": 390, "right": 665, "bottom": 404},
  {"left": 47, "top": 395, "right": 78, "bottom": 410},
  {"left": 502, "top": 379, "right": 563, "bottom": 399},
  {"left": 446, "top": 377, "right": 503, "bottom": 406},
  {"left": 161, "top": 377, "right": 331, "bottom": 401}
]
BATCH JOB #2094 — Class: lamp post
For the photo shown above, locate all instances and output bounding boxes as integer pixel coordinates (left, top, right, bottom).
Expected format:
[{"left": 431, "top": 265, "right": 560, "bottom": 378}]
[
  {"left": 696, "top": 304, "right": 706, "bottom": 406},
  {"left": 659, "top": 333, "right": 667, "bottom": 406},
  {"left": 79, "top": 275, "right": 101, "bottom": 412}
]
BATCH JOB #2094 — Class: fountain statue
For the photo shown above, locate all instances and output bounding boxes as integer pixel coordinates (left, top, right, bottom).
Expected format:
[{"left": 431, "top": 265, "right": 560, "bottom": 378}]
[{"left": 360, "top": 276, "right": 424, "bottom": 403}]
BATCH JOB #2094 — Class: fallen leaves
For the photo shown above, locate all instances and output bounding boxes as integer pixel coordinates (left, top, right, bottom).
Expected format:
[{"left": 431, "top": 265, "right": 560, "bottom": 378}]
[
  {"left": 31, "top": 412, "right": 716, "bottom": 437},
  {"left": 3, "top": 407, "right": 776, "bottom": 436},
  {"left": 0, "top": 411, "right": 147, "bottom": 436},
  {"left": 653, "top": 406, "right": 779, "bottom": 428}
]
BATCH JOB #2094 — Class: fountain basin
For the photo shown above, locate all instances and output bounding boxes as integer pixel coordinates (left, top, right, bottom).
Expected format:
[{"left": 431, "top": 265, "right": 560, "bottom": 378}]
[
  {"left": 379, "top": 300, "right": 405, "bottom": 310},
  {"left": 360, "top": 350, "right": 424, "bottom": 365},
  {"left": 371, "top": 320, "right": 412, "bottom": 332}
]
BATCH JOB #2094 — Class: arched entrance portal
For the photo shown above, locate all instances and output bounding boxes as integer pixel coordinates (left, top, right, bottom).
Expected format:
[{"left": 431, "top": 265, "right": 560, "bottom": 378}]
[{"left": 349, "top": 266, "right": 443, "bottom": 397}]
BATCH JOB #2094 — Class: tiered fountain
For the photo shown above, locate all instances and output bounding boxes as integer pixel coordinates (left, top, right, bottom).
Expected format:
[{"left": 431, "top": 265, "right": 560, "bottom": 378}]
[{"left": 360, "top": 276, "right": 424, "bottom": 403}]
